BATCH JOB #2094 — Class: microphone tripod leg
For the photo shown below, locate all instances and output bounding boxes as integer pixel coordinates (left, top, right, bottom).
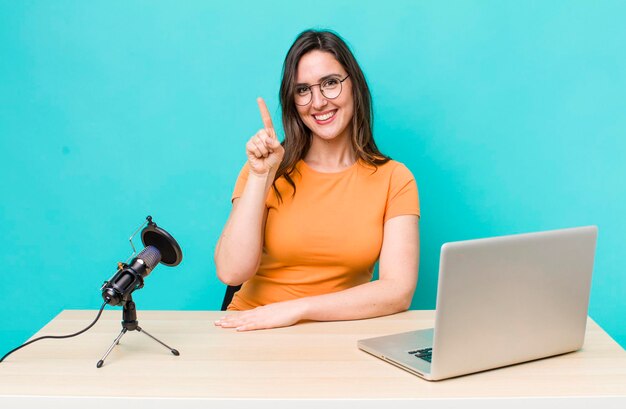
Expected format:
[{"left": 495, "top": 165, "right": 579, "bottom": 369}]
[
  {"left": 97, "top": 327, "right": 128, "bottom": 368},
  {"left": 136, "top": 326, "right": 180, "bottom": 356}
]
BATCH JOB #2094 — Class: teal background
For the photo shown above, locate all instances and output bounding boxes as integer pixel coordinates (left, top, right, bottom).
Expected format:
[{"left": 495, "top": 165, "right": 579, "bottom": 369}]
[{"left": 1, "top": 0, "right": 624, "bottom": 357}]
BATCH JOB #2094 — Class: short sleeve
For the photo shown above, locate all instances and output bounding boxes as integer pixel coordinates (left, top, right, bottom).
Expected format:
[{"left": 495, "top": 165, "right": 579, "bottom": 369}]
[
  {"left": 384, "top": 163, "right": 420, "bottom": 223},
  {"left": 231, "top": 162, "right": 250, "bottom": 202}
]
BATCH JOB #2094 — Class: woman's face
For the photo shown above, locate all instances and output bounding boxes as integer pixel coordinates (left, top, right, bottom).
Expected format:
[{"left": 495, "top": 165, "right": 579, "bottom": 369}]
[{"left": 294, "top": 50, "right": 354, "bottom": 143}]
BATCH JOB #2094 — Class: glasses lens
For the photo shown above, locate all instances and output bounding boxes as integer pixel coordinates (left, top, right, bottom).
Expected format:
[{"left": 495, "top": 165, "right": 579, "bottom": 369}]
[
  {"left": 295, "top": 87, "right": 311, "bottom": 106},
  {"left": 321, "top": 78, "right": 342, "bottom": 99}
]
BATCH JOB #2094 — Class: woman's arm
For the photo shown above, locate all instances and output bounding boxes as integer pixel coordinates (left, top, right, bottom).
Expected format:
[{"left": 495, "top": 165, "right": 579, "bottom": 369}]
[
  {"left": 214, "top": 98, "right": 284, "bottom": 286},
  {"left": 215, "top": 215, "right": 419, "bottom": 330},
  {"left": 214, "top": 180, "right": 271, "bottom": 286}
]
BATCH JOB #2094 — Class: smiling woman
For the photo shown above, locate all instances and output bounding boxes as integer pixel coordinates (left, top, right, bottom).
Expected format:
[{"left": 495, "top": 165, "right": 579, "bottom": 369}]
[
  {"left": 213, "top": 30, "right": 420, "bottom": 332},
  {"left": 294, "top": 51, "right": 354, "bottom": 149}
]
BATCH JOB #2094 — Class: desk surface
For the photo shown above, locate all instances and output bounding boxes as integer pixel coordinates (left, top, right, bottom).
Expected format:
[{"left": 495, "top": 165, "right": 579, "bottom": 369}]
[{"left": 1, "top": 310, "right": 625, "bottom": 406}]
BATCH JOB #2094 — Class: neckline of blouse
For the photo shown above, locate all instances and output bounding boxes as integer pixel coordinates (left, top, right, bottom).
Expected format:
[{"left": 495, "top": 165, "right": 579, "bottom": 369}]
[{"left": 298, "top": 159, "right": 360, "bottom": 176}]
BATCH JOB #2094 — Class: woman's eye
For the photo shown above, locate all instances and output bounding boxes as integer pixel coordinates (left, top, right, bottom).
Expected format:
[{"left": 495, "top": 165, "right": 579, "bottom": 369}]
[
  {"left": 323, "top": 79, "right": 339, "bottom": 87},
  {"left": 296, "top": 86, "right": 310, "bottom": 95}
]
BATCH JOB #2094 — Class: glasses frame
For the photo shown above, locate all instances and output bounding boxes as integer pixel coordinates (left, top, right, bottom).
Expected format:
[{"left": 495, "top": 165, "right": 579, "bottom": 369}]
[{"left": 294, "top": 74, "right": 351, "bottom": 106}]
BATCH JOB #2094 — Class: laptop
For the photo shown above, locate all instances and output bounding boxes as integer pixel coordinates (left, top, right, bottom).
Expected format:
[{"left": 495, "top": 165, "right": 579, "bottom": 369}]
[{"left": 358, "top": 226, "right": 598, "bottom": 381}]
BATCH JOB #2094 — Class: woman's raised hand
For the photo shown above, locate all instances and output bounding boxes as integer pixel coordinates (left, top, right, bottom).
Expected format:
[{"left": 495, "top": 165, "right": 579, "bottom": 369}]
[{"left": 246, "top": 98, "right": 285, "bottom": 176}]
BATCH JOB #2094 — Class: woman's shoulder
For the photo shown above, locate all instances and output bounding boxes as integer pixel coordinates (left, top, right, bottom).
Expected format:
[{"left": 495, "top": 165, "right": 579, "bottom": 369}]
[{"left": 359, "top": 159, "right": 415, "bottom": 180}]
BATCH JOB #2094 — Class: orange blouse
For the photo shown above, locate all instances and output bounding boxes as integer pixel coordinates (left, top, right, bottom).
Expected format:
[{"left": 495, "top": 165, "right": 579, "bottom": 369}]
[{"left": 227, "top": 159, "right": 419, "bottom": 310}]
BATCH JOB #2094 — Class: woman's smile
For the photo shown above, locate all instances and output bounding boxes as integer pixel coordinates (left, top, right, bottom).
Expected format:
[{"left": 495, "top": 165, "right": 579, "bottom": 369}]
[{"left": 312, "top": 109, "right": 337, "bottom": 124}]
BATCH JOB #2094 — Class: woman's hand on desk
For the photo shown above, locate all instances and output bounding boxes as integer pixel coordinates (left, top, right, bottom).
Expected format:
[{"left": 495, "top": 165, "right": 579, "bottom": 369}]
[{"left": 214, "top": 299, "right": 306, "bottom": 331}]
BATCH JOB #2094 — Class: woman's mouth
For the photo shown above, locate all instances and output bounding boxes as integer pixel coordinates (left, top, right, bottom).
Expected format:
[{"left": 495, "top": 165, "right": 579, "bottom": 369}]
[{"left": 313, "top": 110, "right": 337, "bottom": 124}]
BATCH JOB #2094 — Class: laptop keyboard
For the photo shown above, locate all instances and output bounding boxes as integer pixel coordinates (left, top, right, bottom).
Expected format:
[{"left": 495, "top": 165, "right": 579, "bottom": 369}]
[{"left": 408, "top": 347, "right": 432, "bottom": 363}]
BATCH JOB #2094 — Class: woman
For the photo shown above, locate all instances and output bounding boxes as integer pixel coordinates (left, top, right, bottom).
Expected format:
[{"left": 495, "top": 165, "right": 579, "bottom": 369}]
[{"left": 214, "top": 30, "right": 419, "bottom": 331}]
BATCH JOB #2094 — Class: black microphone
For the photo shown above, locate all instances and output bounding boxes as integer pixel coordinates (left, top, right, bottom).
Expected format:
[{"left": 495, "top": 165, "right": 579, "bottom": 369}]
[
  {"left": 1, "top": 216, "right": 183, "bottom": 366},
  {"left": 101, "top": 246, "right": 161, "bottom": 305},
  {"left": 101, "top": 217, "right": 182, "bottom": 306}
]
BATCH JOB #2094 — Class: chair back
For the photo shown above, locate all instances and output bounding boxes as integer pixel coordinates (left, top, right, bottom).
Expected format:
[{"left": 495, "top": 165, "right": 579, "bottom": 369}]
[{"left": 221, "top": 285, "right": 242, "bottom": 311}]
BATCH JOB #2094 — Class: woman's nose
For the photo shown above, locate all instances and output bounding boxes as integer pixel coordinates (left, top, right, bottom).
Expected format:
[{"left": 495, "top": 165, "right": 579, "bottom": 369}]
[{"left": 310, "top": 87, "right": 328, "bottom": 109}]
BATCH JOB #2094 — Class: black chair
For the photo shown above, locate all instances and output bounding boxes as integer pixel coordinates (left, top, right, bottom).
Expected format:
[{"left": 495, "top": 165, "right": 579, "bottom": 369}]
[{"left": 220, "top": 285, "right": 241, "bottom": 311}]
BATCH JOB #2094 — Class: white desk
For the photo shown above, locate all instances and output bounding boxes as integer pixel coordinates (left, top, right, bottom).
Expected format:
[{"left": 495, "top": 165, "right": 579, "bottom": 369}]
[{"left": 0, "top": 310, "right": 624, "bottom": 408}]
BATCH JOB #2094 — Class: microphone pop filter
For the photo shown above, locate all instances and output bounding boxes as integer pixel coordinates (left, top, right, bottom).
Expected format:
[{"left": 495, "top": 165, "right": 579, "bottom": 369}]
[{"left": 141, "top": 222, "right": 183, "bottom": 266}]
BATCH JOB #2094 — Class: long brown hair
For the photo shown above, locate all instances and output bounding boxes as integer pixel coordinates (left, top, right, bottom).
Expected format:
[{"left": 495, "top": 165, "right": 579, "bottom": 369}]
[{"left": 274, "top": 29, "right": 389, "bottom": 200}]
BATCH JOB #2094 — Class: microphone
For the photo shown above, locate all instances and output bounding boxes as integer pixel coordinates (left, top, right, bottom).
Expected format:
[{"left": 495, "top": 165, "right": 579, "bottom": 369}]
[
  {"left": 101, "top": 216, "right": 182, "bottom": 306},
  {"left": 1, "top": 215, "right": 183, "bottom": 366},
  {"left": 101, "top": 246, "right": 160, "bottom": 305}
]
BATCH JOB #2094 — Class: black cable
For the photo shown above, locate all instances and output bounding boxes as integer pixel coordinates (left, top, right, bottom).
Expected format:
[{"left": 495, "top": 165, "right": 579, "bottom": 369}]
[{"left": 0, "top": 300, "right": 108, "bottom": 363}]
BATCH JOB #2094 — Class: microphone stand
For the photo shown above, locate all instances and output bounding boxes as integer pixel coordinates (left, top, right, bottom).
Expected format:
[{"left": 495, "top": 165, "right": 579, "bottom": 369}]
[{"left": 97, "top": 294, "right": 180, "bottom": 368}]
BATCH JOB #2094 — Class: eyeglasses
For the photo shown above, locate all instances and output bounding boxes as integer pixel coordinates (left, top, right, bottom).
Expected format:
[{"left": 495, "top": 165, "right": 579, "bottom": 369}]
[{"left": 294, "top": 74, "right": 350, "bottom": 106}]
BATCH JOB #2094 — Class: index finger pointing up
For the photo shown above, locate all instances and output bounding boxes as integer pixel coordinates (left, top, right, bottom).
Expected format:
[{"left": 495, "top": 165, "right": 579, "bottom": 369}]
[{"left": 257, "top": 97, "right": 275, "bottom": 135}]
